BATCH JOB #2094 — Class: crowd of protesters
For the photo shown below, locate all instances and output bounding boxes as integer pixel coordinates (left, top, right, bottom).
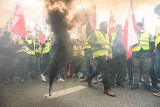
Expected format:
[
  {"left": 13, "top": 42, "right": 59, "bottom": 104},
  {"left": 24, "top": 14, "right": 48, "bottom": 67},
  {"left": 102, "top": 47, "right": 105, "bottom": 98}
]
[
  {"left": 0, "top": 31, "right": 52, "bottom": 83},
  {"left": 0, "top": 20, "right": 160, "bottom": 97}
]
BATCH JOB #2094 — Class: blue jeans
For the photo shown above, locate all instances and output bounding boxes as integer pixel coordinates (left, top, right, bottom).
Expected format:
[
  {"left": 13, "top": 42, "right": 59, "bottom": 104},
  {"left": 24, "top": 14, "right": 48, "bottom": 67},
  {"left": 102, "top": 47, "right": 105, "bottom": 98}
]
[{"left": 156, "top": 49, "right": 160, "bottom": 78}]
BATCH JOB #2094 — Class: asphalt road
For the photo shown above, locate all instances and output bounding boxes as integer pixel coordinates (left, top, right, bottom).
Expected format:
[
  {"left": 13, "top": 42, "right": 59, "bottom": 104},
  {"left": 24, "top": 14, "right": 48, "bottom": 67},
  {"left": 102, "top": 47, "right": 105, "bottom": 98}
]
[{"left": 0, "top": 77, "right": 160, "bottom": 107}]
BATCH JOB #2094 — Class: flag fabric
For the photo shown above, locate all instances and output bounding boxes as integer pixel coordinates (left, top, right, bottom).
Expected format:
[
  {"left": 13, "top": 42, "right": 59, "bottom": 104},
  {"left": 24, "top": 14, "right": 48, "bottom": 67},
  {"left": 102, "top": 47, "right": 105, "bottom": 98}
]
[
  {"left": 142, "top": 17, "right": 144, "bottom": 25},
  {"left": 91, "top": 6, "right": 96, "bottom": 31},
  {"left": 31, "top": 16, "right": 40, "bottom": 37},
  {"left": 11, "top": 0, "right": 27, "bottom": 38},
  {"left": 142, "top": 17, "right": 145, "bottom": 30},
  {"left": 39, "top": 34, "right": 46, "bottom": 44},
  {"left": 122, "top": 1, "right": 138, "bottom": 59},
  {"left": 108, "top": 10, "right": 116, "bottom": 36}
]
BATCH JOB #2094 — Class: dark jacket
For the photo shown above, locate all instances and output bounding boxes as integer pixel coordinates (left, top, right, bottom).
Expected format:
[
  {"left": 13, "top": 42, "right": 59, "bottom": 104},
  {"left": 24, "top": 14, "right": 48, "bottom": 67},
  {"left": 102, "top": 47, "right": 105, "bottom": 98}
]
[
  {"left": 0, "top": 32, "right": 14, "bottom": 55},
  {"left": 112, "top": 32, "right": 126, "bottom": 57}
]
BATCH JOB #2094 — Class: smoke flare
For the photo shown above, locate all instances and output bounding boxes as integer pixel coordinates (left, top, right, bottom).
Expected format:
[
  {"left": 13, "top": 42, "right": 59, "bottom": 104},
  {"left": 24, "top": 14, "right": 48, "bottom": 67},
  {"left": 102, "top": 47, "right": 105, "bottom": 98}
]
[{"left": 44, "top": 0, "right": 74, "bottom": 96}]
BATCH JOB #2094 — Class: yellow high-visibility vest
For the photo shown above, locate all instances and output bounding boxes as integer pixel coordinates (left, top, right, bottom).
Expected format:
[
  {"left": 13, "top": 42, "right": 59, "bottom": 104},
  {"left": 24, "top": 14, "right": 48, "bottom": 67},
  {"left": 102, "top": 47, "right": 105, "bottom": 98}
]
[
  {"left": 110, "top": 32, "right": 116, "bottom": 46},
  {"left": 132, "top": 32, "right": 150, "bottom": 51},
  {"left": 27, "top": 39, "right": 35, "bottom": 55},
  {"left": 16, "top": 38, "right": 32, "bottom": 55},
  {"left": 73, "top": 45, "right": 82, "bottom": 57},
  {"left": 155, "top": 24, "right": 160, "bottom": 48},
  {"left": 91, "top": 30, "right": 110, "bottom": 58},
  {"left": 42, "top": 42, "right": 51, "bottom": 54},
  {"left": 35, "top": 46, "right": 42, "bottom": 53},
  {"left": 83, "top": 35, "right": 91, "bottom": 49}
]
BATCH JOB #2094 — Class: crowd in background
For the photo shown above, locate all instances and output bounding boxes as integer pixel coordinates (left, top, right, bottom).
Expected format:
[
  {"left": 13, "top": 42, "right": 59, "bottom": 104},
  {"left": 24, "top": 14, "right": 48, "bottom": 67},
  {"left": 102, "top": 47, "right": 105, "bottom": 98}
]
[{"left": 0, "top": 20, "right": 160, "bottom": 97}]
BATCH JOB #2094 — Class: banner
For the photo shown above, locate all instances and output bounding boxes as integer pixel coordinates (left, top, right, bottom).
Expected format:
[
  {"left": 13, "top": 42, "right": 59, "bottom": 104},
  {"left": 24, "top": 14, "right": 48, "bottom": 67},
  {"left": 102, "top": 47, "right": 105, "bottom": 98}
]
[{"left": 11, "top": 0, "right": 27, "bottom": 38}]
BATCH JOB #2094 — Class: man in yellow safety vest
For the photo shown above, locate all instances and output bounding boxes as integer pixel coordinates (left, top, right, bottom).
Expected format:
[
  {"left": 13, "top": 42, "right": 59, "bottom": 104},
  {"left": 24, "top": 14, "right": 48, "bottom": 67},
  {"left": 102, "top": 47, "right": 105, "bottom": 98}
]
[
  {"left": 88, "top": 22, "right": 116, "bottom": 97},
  {"left": 131, "top": 22, "right": 156, "bottom": 92}
]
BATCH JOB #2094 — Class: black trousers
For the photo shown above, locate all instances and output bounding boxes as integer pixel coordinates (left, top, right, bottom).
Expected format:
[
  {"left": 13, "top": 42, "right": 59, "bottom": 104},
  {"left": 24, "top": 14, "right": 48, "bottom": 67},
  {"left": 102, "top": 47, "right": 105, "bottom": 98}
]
[
  {"left": 89, "top": 56, "right": 111, "bottom": 90},
  {"left": 71, "top": 56, "right": 81, "bottom": 76},
  {"left": 41, "top": 53, "right": 50, "bottom": 74},
  {"left": 150, "top": 56, "right": 158, "bottom": 85},
  {"left": 29, "top": 55, "right": 36, "bottom": 76},
  {"left": 109, "top": 55, "right": 126, "bottom": 85},
  {"left": 126, "top": 58, "right": 133, "bottom": 83},
  {"left": 17, "top": 57, "right": 29, "bottom": 79},
  {"left": 0, "top": 54, "right": 13, "bottom": 80}
]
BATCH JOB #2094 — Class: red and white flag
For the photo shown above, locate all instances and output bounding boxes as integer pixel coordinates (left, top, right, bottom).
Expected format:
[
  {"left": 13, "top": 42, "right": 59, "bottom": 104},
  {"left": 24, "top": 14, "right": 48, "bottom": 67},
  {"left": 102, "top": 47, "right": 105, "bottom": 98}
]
[
  {"left": 108, "top": 10, "right": 116, "bottom": 36},
  {"left": 122, "top": 1, "right": 138, "bottom": 59},
  {"left": 91, "top": 6, "right": 97, "bottom": 31},
  {"left": 11, "top": 0, "right": 27, "bottom": 38},
  {"left": 31, "top": 16, "right": 40, "bottom": 37}
]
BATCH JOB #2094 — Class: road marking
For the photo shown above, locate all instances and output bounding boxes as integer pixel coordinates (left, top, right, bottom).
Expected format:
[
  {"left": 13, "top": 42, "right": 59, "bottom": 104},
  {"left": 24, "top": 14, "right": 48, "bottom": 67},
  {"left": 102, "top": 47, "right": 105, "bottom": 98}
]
[{"left": 45, "top": 85, "right": 87, "bottom": 99}]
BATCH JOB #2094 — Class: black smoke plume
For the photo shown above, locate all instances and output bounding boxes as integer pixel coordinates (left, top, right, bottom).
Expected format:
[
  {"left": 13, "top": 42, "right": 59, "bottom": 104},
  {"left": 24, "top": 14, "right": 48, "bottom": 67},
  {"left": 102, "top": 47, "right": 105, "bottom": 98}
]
[{"left": 44, "top": 0, "right": 73, "bottom": 96}]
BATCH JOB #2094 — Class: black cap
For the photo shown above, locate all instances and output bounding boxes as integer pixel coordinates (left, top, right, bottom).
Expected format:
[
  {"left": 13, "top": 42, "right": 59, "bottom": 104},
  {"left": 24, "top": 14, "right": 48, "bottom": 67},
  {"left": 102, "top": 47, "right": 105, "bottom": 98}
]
[
  {"left": 116, "top": 24, "right": 122, "bottom": 29},
  {"left": 136, "top": 22, "right": 143, "bottom": 28}
]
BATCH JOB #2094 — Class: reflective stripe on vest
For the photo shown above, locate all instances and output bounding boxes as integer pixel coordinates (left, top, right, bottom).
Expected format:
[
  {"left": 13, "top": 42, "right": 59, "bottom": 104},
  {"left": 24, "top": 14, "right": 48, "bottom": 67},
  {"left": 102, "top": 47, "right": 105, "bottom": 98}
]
[
  {"left": 155, "top": 24, "right": 160, "bottom": 48},
  {"left": 17, "top": 46, "right": 32, "bottom": 55},
  {"left": 16, "top": 39, "right": 32, "bottom": 55},
  {"left": 84, "top": 36, "right": 91, "bottom": 49},
  {"left": 35, "top": 46, "right": 42, "bottom": 53},
  {"left": 111, "top": 32, "right": 116, "bottom": 46},
  {"left": 132, "top": 32, "right": 150, "bottom": 51},
  {"left": 27, "top": 40, "right": 35, "bottom": 55},
  {"left": 91, "top": 30, "right": 110, "bottom": 58},
  {"left": 73, "top": 45, "right": 82, "bottom": 56},
  {"left": 42, "top": 42, "right": 51, "bottom": 54}
]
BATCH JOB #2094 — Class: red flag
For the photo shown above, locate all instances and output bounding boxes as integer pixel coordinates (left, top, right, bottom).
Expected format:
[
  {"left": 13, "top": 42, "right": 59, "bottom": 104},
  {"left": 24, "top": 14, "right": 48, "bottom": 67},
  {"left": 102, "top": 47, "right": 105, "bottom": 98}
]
[
  {"left": 108, "top": 10, "right": 116, "bottom": 36},
  {"left": 122, "top": 1, "right": 138, "bottom": 59},
  {"left": 142, "top": 17, "right": 144, "bottom": 25},
  {"left": 142, "top": 17, "right": 145, "bottom": 30},
  {"left": 91, "top": 6, "right": 97, "bottom": 31},
  {"left": 39, "top": 34, "right": 46, "bottom": 44},
  {"left": 11, "top": 0, "right": 27, "bottom": 38}
]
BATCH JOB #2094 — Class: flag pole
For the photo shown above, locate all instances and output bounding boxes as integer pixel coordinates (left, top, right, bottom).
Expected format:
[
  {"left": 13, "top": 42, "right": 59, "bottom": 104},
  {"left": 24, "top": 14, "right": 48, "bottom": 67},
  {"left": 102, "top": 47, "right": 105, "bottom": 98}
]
[
  {"left": 111, "top": 9, "right": 116, "bottom": 25},
  {"left": 130, "top": 0, "right": 134, "bottom": 14},
  {"left": 108, "top": 9, "right": 116, "bottom": 35}
]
